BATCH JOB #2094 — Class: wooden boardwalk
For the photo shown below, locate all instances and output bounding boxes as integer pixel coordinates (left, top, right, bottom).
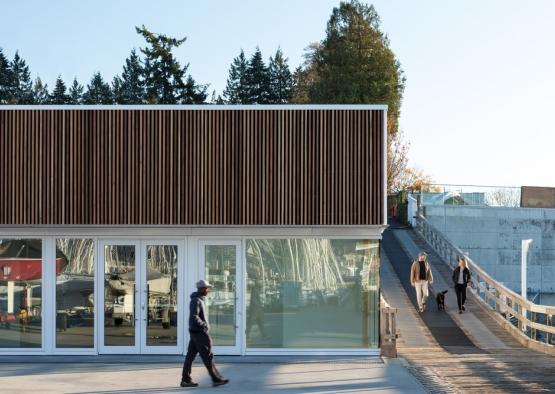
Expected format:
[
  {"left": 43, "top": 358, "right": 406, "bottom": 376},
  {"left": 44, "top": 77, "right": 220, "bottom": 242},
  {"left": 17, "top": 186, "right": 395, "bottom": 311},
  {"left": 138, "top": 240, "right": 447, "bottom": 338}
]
[{"left": 382, "top": 227, "right": 555, "bottom": 393}]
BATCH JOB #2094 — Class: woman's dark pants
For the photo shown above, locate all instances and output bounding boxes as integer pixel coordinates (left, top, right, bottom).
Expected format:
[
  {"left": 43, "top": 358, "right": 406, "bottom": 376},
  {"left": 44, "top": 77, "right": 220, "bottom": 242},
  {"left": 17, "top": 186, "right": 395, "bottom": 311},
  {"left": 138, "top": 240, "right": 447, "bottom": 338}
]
[{"left": 455, "top": 283, "right": 467, "bottom": 311}]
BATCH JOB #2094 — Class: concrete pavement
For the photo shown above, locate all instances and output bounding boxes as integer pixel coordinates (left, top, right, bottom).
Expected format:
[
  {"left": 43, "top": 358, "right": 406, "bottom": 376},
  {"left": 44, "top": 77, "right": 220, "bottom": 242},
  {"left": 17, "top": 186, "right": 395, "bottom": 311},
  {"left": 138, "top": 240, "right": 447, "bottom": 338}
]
[{"left": 0, "top": 357, "right": 426, "bottom": 393}]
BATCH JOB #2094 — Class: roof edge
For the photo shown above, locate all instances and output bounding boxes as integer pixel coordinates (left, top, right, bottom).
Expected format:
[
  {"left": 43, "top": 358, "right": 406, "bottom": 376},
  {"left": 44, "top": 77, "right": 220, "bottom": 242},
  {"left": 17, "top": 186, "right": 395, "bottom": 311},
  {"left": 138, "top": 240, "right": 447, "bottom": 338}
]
[{"left": 0, "top": 104, "right": 388, "bottom": 111}]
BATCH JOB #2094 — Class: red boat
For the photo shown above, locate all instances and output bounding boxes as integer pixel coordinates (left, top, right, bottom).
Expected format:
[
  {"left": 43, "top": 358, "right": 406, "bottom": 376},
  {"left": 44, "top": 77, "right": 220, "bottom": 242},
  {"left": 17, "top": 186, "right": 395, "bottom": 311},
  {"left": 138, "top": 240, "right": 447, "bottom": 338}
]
[{"left": 0, "top": 240, "right": 68, "bottom": 282}]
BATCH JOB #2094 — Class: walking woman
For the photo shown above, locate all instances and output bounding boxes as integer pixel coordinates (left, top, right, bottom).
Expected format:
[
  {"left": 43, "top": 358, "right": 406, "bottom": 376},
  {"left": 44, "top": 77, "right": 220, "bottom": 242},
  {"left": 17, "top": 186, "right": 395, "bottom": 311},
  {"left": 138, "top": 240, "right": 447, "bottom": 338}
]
[{"left": 452, "top": 256, "right": 471, "bottom": 314}]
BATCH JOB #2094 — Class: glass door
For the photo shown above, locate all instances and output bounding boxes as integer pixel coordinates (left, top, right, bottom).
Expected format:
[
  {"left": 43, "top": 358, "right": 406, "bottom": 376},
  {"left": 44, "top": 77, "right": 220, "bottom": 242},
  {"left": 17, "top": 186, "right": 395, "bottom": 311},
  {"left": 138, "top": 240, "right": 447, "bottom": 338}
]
[
  {"left": 99, "top": 240, "right": 183, "bottom": 354},
  {"left": 98, "top": 240, "right": 139, "bottom": 354},
  {"left": 199, "top": 240, "right": 242, "bottom": 355},
  {"left": 140, "top": 241, "right": 183, "bottom": 354}
]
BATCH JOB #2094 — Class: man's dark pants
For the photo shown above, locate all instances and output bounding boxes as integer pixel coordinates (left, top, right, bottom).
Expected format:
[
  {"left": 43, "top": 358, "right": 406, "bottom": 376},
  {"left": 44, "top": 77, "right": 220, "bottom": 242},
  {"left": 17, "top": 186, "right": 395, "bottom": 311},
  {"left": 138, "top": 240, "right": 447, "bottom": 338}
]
[{"left": 182, "top": 331, "right": 222, "bottom": 382}]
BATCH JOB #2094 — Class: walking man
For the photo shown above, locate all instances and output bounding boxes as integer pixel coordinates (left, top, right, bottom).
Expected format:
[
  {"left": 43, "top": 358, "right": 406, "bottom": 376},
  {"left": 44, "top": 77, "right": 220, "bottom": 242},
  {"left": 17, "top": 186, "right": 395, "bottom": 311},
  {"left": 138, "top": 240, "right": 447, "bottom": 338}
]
[
  {"left": 180, "top": 279, "right": 229, "bottom": 388},
  {"left": 410, "top": 252, "right": 433, "bottom": 312}
]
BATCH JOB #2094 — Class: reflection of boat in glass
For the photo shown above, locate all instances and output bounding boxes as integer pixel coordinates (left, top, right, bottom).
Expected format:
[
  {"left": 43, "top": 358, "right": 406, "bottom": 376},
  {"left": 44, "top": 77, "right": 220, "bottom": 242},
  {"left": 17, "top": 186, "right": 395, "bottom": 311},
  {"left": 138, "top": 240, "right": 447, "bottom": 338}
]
[
  {"left": 105, "top": 267, "right": 172, "bottom": 295},
  {"left": 0, "top": 240, "right": 68, "bottom": 283}
]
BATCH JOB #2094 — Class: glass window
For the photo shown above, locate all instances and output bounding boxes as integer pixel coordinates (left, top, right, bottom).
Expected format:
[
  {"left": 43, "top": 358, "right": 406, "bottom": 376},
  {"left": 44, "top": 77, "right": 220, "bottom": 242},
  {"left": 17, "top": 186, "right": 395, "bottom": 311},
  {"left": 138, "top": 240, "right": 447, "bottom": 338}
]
[
  {"left": 0, "top": 239, "right": 42, "bottom": 348},
  {"left": 146, "top": 245, "right": 178, "bottom": 347},
  {"left": 55, "top": 239, "right": 94, "bottom": 348},
  {"left": 104, "top": 245, "right": 136, "bottom": 347},
  {"left": 246, "top": 239, "right": 380, "bottom": 348},
  {"left": 204, "top": 245, "right": 237, "bottom": 346}
]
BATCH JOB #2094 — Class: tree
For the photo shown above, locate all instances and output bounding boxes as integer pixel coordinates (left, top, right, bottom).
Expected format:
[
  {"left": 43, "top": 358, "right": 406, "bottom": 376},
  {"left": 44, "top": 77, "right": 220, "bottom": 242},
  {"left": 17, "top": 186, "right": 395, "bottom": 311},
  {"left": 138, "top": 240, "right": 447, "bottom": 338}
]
[
  {"left": 49, "top": 76, "right": 71, "bottom": 104},
  {"left": 290, "top": 43, "right": 320, "bottom": 104},
  {"left": 83, "top": 72, "right": 113, "bottom": 104},
  {"left": 69, "top": 78, "right": 84, "bottom": 104},
  {"left": 223, "top": 50, "right": 249, "bottom": 104},
  {"left": 267, "top": 48, "right": 294, "bottom": 103},
  {"left": 136, "top": 25, "right": 207, "bottom": 104},
  {"left": 387, "top": 130, "right": 434, "bottom": 193},
  {"left": 294, "top": 0, "right": 405, "bottom": 135},
  {"left": 9, "top": 51, "right": 34, "bottom": 104},
  {"left": 245, "top": 47, "right": 270, "bottom": 104},
  {"left": 0, "top": 48, "right": 13, "bottom": 104},
  {"left": 210, "top": 90, "right": 224, "bottom": 104},
  {"left": 32, "top": 77, "right": 49, "bottom": 104},
  {"left": 113, "top": 49, "right": 145, "bottom": 104}
]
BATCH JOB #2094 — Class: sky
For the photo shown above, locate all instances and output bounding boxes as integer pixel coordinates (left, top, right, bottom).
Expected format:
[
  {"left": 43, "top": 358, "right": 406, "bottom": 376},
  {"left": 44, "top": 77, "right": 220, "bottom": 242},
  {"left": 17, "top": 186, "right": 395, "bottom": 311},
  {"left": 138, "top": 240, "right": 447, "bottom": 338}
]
[{"left": 3, "top": 1, "right": 555, "bottom": 187}]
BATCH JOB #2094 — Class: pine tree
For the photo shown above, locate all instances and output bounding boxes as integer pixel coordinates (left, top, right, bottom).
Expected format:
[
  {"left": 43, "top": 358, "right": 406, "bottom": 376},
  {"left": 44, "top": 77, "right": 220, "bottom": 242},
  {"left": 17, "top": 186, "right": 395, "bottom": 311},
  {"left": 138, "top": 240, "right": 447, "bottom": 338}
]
[
  {"left": 0, "top": 48, "right": 13, "bottom": 104},
  {"left": 49, "top": 76, "right": 71, "bottom": 104},
  {"left": 298, "top": 0, "right": 405, "bottom": 135},
  {"left": 223, "top": 50, "right": 249, "bottom": 104},
  {"left": 32, "top": 77, "right": 49, "bottom": 104},
  {"left": 112, "top": 75, "right": 124, "bottom": 104},
  {"left": 83, "top": 72, "right": 113, "bottom": 104},
  {"left": 136, "top": 25, "right": 207, "bottom": 104},
  {"left": 9, "top": 51, "right": 34, "bottom": 104},
  {"left": 115, "top": 49, "right": 145, "bottom": 104},
  {"left": 69, "top": 78, "right": 84, "bottom": 104},
  {"left": 267, "top": 48, "right": 294, "bottom": 104},
  {"left": 246, "top": 48, "right": 271, "bottom": 104},
  {"left": 210, "top": 90, "right": 225, "bottom": 105}
]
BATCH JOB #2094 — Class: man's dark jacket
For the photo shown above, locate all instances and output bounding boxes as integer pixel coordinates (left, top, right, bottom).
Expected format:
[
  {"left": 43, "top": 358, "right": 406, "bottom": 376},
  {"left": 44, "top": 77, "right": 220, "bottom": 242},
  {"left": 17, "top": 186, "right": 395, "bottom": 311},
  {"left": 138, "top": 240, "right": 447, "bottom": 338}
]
[{"left": 189, "top": 292, "right": 209, "bottom": 333}]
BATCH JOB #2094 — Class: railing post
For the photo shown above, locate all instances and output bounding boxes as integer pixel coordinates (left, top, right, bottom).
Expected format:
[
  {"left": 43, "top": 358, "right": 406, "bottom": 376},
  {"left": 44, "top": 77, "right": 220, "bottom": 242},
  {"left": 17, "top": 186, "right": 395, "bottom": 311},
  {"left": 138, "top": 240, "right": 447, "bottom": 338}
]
[{"left": 548, "top": 315, "right": 553, "bottom": 345}]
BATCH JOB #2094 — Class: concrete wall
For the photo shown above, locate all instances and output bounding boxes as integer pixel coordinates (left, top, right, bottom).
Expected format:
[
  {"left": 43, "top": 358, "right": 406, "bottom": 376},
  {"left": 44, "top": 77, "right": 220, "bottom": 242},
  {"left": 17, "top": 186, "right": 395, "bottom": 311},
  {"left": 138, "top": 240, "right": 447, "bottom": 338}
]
[{"left": 423, "top": 205, "right": 555, "bottom": 294}]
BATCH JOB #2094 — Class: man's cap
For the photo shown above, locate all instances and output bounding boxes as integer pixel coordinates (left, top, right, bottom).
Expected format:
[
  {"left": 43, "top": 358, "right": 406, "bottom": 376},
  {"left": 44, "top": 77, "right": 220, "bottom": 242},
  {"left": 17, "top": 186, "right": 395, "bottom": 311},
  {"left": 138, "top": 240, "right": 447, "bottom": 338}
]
[{"left": 196, "top": 279, "right": 213, "bottom": 289}]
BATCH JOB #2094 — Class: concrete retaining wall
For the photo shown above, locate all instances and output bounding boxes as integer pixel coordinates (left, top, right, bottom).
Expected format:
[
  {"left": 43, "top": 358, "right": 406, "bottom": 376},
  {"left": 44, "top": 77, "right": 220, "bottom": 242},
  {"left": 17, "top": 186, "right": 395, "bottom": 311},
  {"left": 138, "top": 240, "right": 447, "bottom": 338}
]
[{"left": 423, "top": 205, "right": 555, "bottom": 293}]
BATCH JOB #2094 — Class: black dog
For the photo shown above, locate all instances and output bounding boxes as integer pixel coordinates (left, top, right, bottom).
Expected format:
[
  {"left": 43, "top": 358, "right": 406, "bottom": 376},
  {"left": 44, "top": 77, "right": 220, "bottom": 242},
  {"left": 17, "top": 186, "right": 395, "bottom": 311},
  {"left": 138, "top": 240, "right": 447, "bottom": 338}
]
[{"left": 436, "top": 290, "right": 448, "bottom": 310}]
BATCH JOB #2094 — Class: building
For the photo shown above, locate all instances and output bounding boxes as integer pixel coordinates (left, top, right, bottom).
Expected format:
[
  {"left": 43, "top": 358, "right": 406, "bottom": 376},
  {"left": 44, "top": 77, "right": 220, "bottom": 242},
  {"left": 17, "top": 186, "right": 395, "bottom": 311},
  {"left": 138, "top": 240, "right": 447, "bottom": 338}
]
[{"left": 0, "top": 105, "right": 387, "bottom": 356}]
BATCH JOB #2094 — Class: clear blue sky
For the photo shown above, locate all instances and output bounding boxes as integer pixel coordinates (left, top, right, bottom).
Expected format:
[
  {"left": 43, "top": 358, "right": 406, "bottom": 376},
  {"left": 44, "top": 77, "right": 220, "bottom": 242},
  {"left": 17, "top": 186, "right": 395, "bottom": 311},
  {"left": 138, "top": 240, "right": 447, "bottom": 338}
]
[{"left": 3, "top": 0, "right": 555, "bottom": 187}]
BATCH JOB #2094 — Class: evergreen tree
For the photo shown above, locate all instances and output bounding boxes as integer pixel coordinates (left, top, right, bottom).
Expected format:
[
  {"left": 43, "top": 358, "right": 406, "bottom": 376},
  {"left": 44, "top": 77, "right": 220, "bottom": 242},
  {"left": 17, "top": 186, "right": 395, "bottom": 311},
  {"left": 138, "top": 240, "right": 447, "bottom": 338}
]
[
  {"left": 32, "top": 77, "right": 49, "bottom": 104},
  {"left": 112, "top": 75, "right": 124, "bottom": 104},
  {"left": 9, "top": 51, "right": 34, "bottom": 104},
  {"left": 69, "top": 78, "right": 84, "bottom": 104},
  {"left": 296, "top": 0, "right": 405, "bottom": 135},
  {"left": 223, "top": 50, "right": 249, "bottom": 104},
  {"left": 267, "top": 48, "right": 294, "bottom": 103},
  {"left": 245, "top": 48, "right": 271, "bottom": 104},
  {"left": 210, "top": 90, "right": 224, "bottom": 105},
  {"left": 136, "top": 25, "right": 206, "bottom": 104},
  {"left": 114, "top": 49, "right": 145, "bottom": 104},
  {"left": 83, "top": 72, "right": 113, "bottom": 104},
  {"left": 49, "top": 76, "right": 71, "bottom": 104},
  {"left": 0, "top": 48, "right": 13, "bottom": 104}
]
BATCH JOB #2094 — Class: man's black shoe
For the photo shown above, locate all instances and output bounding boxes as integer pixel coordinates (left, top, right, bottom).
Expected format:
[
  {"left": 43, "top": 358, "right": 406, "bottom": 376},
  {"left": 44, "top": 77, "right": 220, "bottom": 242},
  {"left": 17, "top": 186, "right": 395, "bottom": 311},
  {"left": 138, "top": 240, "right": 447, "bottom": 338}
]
[
  {"left": 180, "top": 380, "right": 199, "bottom": 387},
  {"left": 213, "top": 379, "right": 229, "bottom": 387}
]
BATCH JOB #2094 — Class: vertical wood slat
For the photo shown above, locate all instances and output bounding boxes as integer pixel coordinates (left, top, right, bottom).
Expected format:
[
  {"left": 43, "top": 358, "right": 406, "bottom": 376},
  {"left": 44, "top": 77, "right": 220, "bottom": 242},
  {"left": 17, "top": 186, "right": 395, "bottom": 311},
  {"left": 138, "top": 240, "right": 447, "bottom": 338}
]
[{"left": 0, "top": 108, "right": 384, "bottom": 225}]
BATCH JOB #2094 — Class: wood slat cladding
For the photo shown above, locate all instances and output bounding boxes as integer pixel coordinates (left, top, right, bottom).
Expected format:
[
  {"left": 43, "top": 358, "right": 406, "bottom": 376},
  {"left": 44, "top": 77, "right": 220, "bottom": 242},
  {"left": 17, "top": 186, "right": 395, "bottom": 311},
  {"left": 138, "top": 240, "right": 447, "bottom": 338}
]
[{"left": 0, "top": 108, "right": 385, "bottom": 225}]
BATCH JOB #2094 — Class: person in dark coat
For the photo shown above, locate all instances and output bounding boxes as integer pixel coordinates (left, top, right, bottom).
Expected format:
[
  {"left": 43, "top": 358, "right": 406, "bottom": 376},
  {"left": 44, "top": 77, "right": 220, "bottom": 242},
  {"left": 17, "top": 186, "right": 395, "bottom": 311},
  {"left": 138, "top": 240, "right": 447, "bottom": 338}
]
[
  {"left": 180, "top": 279, "right": 229, "bottom": 388},
  {"left": 452, "top": 257, "right": 471, "bottom": 314}
]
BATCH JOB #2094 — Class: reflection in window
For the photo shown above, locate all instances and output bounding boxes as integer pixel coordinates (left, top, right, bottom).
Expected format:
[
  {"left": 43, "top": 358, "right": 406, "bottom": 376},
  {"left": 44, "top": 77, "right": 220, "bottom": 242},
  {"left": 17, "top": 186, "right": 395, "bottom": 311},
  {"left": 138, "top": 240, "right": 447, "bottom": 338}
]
[
  {"left": 246, "top": 239, "right": 380, "bottom": 349},
  {"left": 56, "top": 239, "right": 94, "bottom": 348},
  {"left": 0, "top": 239, "right": 42, "bottom": 348},
  {"left": 205, "top": 245, "right": 236, "bottom": 346},
  {"left": 146, "top": 245, "right": 178, "bottom": 346},
  {"left": 104, "top": 245, "right": 136, "bottom": 347}
]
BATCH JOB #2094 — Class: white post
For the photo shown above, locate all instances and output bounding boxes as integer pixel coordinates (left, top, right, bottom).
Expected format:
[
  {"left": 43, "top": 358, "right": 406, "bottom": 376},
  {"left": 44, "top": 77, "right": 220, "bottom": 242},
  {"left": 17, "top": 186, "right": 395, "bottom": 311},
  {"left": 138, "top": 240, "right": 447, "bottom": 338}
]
[
  {"left": 7, "top": 281, "right": 14, "bottom": 314},
  {"left": 521, "top": 239, "right": 532, "bottom": 332},
  {"left": 521, "top": 239, "right": 532, "bottom": 300}
]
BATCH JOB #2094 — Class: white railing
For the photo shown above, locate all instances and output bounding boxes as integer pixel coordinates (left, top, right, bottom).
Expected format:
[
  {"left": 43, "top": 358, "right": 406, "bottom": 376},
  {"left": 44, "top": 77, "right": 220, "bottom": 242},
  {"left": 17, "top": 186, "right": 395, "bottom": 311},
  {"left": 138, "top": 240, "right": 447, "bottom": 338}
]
[
  {"left": 407, "top": 195, "right": 418, "bottom": 227},
  {"left": 415, "top": 214, "right": 555, "bottom": 354},
  {"left": 380, "top": 294, "right": 398, "bottom": 357}
]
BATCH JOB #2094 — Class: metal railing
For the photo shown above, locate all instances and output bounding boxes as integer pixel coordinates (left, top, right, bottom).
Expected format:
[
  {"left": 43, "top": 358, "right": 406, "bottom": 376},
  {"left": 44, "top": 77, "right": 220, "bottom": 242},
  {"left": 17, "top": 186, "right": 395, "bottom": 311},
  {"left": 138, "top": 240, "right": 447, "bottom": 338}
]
[
  {"left": 419, "top": 184, "right": 521, "bottom": 208},
  {"left": 380, "top": 294, "right": 398, "bottom": 357},
  {"left": 415, "top": 214, "right": 555, "bottom": 354}
]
